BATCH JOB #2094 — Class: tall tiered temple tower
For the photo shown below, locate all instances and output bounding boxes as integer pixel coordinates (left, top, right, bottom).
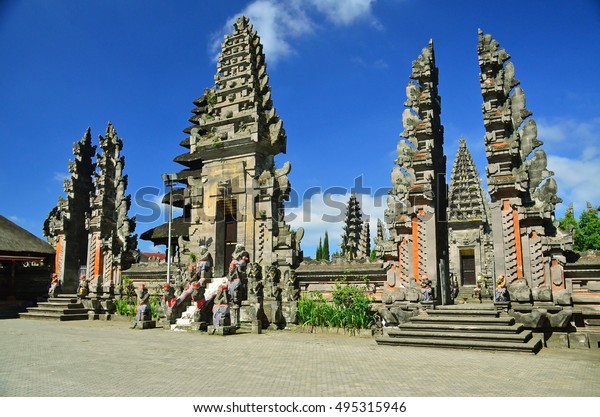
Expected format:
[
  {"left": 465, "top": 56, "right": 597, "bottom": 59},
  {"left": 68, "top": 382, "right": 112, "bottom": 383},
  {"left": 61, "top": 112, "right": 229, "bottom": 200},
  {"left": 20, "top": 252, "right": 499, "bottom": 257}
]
[
  {"left": 382, "top": 40, "right": 450, "bottom": 304},
  {"left": 478, "top": 30, "right": 571, "bottom": 301},
  {"left": 447, "top": 137, "right": 493, "bottom": 288},
  {"left": 166, "top": 16, "right": 302, "bottom": 278}
]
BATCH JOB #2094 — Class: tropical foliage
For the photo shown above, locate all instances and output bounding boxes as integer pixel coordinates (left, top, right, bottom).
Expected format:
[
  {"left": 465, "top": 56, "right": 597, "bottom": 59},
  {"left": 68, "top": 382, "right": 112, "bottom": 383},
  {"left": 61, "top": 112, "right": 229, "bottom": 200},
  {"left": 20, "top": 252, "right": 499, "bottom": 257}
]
[
  {"left": 558, "top": 203, "right": 600, "bottom": 251},
  {"left": 297, "top": 281, "right": 374, "bottom": 329}
]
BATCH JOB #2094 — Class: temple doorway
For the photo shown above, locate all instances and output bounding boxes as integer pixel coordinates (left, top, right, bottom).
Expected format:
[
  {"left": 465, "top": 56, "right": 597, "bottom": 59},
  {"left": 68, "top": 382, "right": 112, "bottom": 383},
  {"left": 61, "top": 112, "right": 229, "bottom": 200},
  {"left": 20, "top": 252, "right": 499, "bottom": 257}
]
[
  {"left": 217, "top": 198, "right": 237, "bottom": 273},
  {"left": 460, "top": 249, "right": 476, "bottom": 285}
]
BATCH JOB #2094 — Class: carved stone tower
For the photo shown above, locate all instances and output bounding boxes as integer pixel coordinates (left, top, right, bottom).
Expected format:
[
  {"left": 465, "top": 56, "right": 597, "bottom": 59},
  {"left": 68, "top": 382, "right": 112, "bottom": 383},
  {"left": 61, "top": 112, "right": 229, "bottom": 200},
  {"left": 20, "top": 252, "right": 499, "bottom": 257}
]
[
  {"left": 447, "top": 137, "right": 493, "bottom": 290},
  {"left": 44, "top": 129, "right": 96, "bottom": 292},
  {"left": 172, "top": 16, "right": 302, "bottom": 278},
  {"left": 478, "top": 30, "right": 571, "bottom": 301},
  {"left": 383, "top": 40, "right": 450, "bottom": 304},
  {"left": 340, "top": 194, "right": 363, "bottom": 260},
  {"left": 85, "top": 123, "right": 137, "bottom": 295}
]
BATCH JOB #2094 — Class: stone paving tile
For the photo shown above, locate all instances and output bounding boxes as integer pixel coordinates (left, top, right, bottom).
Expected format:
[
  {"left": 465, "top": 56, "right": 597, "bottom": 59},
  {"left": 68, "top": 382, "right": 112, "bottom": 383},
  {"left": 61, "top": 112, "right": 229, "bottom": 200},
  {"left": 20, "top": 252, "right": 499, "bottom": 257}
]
[{"left": 0, "top": 318, "right": 599, "bottom": 397}]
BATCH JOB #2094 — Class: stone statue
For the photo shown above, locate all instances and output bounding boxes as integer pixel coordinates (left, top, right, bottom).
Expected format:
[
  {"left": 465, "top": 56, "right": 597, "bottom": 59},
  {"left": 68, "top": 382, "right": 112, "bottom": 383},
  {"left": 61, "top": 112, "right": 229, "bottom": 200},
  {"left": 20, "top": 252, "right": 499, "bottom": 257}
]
[
  {"left": 48, "top": 273, "right": 61, "bottom": 298},
  {"left": 212, "top": 284, "right": 231, "bottom": 327},
  {"left": 274, "top": 161, "right": 292, "bottom": 199},
  {"left": 494, "top": 274, "right": 508, "bottom": 302},
  {"left": 196, "top": 245, "right": 212, "bottom": 279},
  {"left": 132, "top": 284, "right": 151, "bottom": 328},
  {"left": 77, "top": 275, "right": 89, "bottom": 299},
  {"left": 174, "top": 269, "right": 197, "bottom": 309},
  {"left": 247, "top": 262, "right": 264, "bottom": 301},
  {"left": 449, "top": 272, "right": 459, "bottom": 300},
  {"left": 284, "top": 270, "right": 300, "bottom": 302},
  {"left": 190, "top": 278, "right": 208, "bottom": 322},
  {"left": 472, "top": 282, "right": 482, "bottom": 302},
  {"left": 420, "top": 276, "right": 433, "bottom": 301},
  {"left": 264, "top": 264, "right": 282, "bottom": 301},
  {"left": 161, "top": 283, "right": 178, "bottom": 324},
  {"left": 228, "top": 247, "right": 249, "bottom": 305}
]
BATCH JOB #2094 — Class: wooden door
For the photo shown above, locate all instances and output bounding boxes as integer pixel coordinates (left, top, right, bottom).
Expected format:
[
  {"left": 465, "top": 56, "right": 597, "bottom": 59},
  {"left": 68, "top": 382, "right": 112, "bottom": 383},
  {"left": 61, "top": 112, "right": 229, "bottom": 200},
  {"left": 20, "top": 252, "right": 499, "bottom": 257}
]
[
  {"left": 218, "top": 198, "right": 237, "bottom": 272},
  {"left": 460, "top": 254, "right": 476, "bottom": 285}
]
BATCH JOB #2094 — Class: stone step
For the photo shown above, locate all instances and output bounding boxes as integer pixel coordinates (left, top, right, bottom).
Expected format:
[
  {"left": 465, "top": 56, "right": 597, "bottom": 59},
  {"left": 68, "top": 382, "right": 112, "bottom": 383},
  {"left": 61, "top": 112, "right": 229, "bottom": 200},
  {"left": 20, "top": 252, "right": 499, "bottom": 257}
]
[
  {"left": 435, "top": 304, "right": 497, "bottom": 311},
  {"left": 48, "top": 297, "right": 79, "bottom": 303},
  {"left": 410, "top": 315, "right": 514, "bottom": 325},
  {"left": 397, "top": 322, "right": 524, "bottom": 333},
  {"left": 26, "top": 306, "right": 88, "bottom": 315},
  {"left": 36, "top": 302, "right": 84, "bottom": 309},
  {"left": 385, "top": 329, "right": 532, "bottom": 343},
  {"left": 426, "top": 309, "right": 498, "bottom": 316},
  {"left": 376, "top": 336, "right": 542, "bottom": 353},
  {"left": 19, "top": 312, "right": 89, "bottom": 321}
]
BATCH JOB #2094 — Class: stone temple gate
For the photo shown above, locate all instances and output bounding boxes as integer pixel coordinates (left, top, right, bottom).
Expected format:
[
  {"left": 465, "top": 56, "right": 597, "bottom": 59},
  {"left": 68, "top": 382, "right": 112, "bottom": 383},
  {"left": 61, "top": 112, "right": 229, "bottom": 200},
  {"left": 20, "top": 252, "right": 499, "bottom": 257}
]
[{"left": 376, "top": 31, "right": 573, "bottom": 310}]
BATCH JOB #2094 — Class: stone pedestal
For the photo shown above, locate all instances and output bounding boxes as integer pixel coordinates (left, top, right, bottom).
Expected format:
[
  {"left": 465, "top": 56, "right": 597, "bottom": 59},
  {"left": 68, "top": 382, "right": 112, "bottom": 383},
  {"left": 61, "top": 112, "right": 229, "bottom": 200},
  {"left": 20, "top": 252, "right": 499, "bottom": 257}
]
[
  {"left": 262, "top": 300, "right": 283, "bottom": 329},
  {"left": 421, "top": 301, "right": 435, "bottom": 310},
  {"left": 587, "top": 332, "right": 600, "bottom": 349},
  {"left": 282, "top": 300, "right": 298, "bottom": 325},
  {"left": 240, "top": 301, "right": 260, "bottom": 323},
  {"left": 568, "top": 333, "right": 590, "bottom": 349},
  {"left": 231, "top": 305, "right": 241, "bottom": 328},
  {"left": 190, "top": 321, "right": 208, "bottom": 331},
  {"left": 545, "top": 332, "right": 569, "bottom": 348},
  {"left": 100, "top": 297, "right": 115, "bottom": 314},
  {"left": 132, "top": 320, "right": 156, "bottom": 330},
  {"left": 494, "top": 301, "right": 510, "bottom": 313},
  {"left": 207, "top": 325, "right": 237, "bottom": 336},
  {"left": 252, "top": 320, "right": 262, "bottom": 334}
]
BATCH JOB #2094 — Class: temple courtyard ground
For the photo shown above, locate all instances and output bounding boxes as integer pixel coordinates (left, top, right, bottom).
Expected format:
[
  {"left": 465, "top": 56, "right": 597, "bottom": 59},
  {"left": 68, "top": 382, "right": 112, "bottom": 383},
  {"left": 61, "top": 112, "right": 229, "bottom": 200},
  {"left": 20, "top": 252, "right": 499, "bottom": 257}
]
[{"left": 0, "top": 318, "right": 599, "bottom": 397}]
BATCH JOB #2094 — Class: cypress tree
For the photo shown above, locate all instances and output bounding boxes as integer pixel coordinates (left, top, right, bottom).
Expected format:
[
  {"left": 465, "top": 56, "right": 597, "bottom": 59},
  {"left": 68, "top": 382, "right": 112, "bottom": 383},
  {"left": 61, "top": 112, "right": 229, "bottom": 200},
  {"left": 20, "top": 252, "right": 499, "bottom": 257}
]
[
  {"left": 316, "top": 237, "right": 323, "bottom": 260},
  {"left": 323, "top": 231, "right": 330, "bottom": 261}
]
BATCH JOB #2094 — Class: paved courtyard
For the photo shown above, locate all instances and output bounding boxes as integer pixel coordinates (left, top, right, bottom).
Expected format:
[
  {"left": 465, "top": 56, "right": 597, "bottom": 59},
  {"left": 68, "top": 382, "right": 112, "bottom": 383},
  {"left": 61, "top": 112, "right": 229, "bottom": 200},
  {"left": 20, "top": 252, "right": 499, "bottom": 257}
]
[{"left": 0, "top": 318, "right": 599, "bottom": 397}]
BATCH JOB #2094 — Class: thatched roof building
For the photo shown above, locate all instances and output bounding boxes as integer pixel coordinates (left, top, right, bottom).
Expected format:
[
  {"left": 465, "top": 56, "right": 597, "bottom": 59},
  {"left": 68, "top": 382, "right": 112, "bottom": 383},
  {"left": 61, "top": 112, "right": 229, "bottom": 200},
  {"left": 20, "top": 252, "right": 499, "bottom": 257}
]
[{"left": 0, "top": 215, "right": 54, "bottom": 261}]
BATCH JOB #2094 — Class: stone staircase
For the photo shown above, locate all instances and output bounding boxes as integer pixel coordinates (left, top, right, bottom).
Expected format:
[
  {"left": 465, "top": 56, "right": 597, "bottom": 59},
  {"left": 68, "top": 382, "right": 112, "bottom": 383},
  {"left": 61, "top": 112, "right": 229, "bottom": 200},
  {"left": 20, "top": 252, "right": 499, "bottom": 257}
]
[
  {"left": 170, "top": 277, "right": 228, "bottom": 331},
  {"left": 19, "top": 294, "right": 89, "bottom": 321},
  {"left": 376, "top": 304, "right": 542, "bottom": 353}
]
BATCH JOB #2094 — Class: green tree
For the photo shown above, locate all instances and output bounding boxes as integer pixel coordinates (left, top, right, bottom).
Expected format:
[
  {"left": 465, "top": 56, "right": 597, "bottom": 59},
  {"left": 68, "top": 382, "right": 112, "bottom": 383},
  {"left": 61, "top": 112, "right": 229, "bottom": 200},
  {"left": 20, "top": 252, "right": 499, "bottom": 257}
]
[
  {"left": 575, "top": 203, "right": 600, "bottom": 251},
  {"left": 558, "top": 203, "right": 578, "bottom": 233},
  {"left": 322, "top": 231, "right": 330, "bottom": 261},
  {"left": 316, "top": 237, "right": 323, "bottom": 261}
]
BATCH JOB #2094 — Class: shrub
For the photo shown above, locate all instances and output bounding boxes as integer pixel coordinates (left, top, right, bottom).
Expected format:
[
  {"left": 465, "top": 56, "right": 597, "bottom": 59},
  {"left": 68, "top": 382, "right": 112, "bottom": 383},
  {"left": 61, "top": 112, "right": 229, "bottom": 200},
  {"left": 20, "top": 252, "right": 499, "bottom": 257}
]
[{"left": 297, "top": 281, "right": 374, "bottom": 330}]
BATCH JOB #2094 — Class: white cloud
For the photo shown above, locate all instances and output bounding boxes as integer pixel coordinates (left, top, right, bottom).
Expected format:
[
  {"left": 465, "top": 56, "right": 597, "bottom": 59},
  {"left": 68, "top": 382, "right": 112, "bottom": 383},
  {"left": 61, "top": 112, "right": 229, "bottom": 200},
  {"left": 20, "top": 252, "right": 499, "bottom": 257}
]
[
  {"left": 548, "top": 154, "right": 600, "bottom": 218},
  {"left": 351, "top": 56, "right": 389, "bottom": 69},
  {"left": 307, "top": 0, "right": 379, "bottom": 27},
  {"left": 138, "top": 243, "right": 164, "bottom": 253},
  {"left": 212, "top": 0, "right": 379, "bottom": 64},
  {"left": 534, "top": 116, "right": 600, "bottom": 217},
  {"left": 537, "top": 117, "right": 600, "bottom": 143},
  {"left": 53, "top": 172, "right": 69, "bottom": 183}
]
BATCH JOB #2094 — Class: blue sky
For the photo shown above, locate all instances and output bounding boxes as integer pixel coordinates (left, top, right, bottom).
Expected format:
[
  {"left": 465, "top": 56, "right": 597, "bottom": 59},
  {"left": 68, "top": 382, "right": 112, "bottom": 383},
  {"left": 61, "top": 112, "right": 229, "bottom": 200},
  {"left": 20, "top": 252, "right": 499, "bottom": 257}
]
[{"left": 1, "top": 0, "right": 599, "bottom": 258}]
